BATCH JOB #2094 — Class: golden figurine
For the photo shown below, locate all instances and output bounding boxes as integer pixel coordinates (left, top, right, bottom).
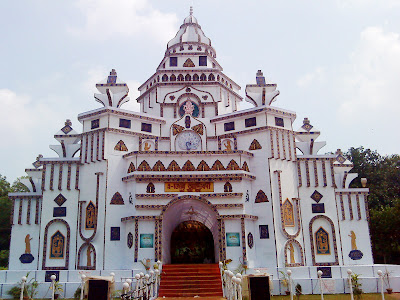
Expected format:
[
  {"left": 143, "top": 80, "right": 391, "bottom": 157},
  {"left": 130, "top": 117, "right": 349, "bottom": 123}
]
[
  {"left": 87, "top": 245, "right": 94, "bottom": 267},
  {"left": 289, "top": 243, "right": 295, "bottom": 264},
  {"left": 144, "top": 142, "right": 151, "bottom": 151},
  {"left": 349, "top": 231, "right": 357, "bottom": 250},
  {"left": 223, "top": 140, "right": 232, "bottom": 151},
  {"left": 24, "top": 234, "right": 32, "bottom": 254}
]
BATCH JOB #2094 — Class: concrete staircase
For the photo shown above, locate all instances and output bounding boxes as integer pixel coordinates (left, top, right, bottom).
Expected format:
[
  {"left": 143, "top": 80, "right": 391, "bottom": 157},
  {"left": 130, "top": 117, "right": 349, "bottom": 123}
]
[{"left": 158, "top": 264, "right": 223, "bottom": 297}]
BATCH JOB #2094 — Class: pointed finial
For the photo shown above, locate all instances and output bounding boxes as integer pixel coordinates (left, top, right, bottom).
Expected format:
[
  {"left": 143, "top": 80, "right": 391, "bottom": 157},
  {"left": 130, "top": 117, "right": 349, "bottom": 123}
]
[{"left": 190, "top": 6, "right": 193, "bottom": 16}]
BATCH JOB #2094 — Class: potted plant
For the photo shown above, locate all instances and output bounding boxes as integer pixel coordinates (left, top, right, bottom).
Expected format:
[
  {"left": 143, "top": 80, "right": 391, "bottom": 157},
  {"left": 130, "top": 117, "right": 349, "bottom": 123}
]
[
  {"left": 26, "top": 279, "right": 39, "bottom": 300},
  {"left": 279, "top": 271, "right": 290, "bottom": 295},
  {"left": 295, "top": 283, "right": 302, "bottom": 299},
  {"left": 351, "top": 273, "right": 363, "bottom": 300},
  {"left": 382, "top": 268, "right": 393, "bottom": 294},
  {"left": 7, "top": 272, "right": 39, "bottom": 300},
  {"left": 50, "top": 280, "right": 64, "bottom": 299}
]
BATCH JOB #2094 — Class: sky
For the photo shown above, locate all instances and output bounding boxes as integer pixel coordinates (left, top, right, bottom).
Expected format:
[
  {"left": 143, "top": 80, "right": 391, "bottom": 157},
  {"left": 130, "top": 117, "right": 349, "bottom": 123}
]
[{"left": 1, "top": 0, "right": 400, "bottom": 182}]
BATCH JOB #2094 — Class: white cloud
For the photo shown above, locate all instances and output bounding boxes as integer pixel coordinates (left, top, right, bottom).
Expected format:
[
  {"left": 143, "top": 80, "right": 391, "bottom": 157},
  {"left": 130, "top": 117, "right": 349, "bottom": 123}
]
[
  {"left": 339, "top": 26, "right": 400, "bottom": 117},
  {"left": 297, "top": 67, "right": 325, "bottom": 88},
  {"left": 69, "top": 0, "right": 178, "bottom": 43}
]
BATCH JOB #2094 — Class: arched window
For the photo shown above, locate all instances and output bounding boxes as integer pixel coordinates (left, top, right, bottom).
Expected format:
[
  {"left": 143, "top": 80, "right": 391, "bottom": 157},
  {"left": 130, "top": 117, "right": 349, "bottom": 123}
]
[
  {"left": 200, "top": 74, "right": 207, "bottom": 81},
  {"left": 170, "top": 74, "right": 176, "bottom": 81},
  {"left": 208, "top": 74, "right": 215, "bottom": 81},
  {"left": 217, "top": 75, "right": 220, "bottom": 81},
  {"left": 193, "top": 74, "right": 199, "bottom": 81},
  {"left": 224, "top": 182, "right": 233, "bottom": 192},
  {"left": 185, "top": 74, "right": 191, "bottom": 81},
  {"left": 162, "top": 74, "right": 168, "bottom": 82},
  {"left": 146, "top": 183, "right": 155, "bottom": 193},
  {"left": 177, "top": 74, "right": 184, "bottom": 81}
]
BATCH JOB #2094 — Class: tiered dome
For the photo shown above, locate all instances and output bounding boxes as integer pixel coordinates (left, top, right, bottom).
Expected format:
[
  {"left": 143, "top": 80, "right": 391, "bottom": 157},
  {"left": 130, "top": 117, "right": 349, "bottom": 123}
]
[{"left": 166, "top": 7, "right": 212, "bottom": 51}]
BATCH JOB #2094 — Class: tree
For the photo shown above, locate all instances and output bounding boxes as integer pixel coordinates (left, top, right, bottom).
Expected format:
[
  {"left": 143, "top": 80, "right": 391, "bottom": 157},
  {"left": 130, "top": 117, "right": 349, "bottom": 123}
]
[
  {"left": 370, "top": 201, "right": 400, "bottom": 264},
  {"left": 346, "top": 147, "right": 400, "bottom": 209},
  {"left": 345, "top": 147, "right": 400, "bottom": 263},
  {"left": 0, "top": 175, "right": 29, "bottom": 268}
]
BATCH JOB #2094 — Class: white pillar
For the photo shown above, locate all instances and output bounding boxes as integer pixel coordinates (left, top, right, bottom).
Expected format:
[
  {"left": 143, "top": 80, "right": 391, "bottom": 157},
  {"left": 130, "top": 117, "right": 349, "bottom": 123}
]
[
  {"left": 347, "top": 269, "right": 354, "bottom": 300},
  {"left": 80, "top": 274, "right": 86, "bottom": 300},
  {"left": 135, "top": 274, "right": 141, "bottom": 298},
  {"left": 20, "top": 276, "right": 27, "bottom": 300},
  {"left": 123, "top": 282, "right": 130, "bottom": 295},
  {"left": 126, "top": 278, "right": 132, "bottom": 292},
  {"left": 50, "top": 274, "right": 57, "bottom": 300},
  {"left": 377, "top": 270, "right": 385, "bottom": 300},
  {"left": 317, "top": 270, "right": 324, "bottom": 300},
  {"left": 287, "top": 270, "right": 293, "bottom": 300}
]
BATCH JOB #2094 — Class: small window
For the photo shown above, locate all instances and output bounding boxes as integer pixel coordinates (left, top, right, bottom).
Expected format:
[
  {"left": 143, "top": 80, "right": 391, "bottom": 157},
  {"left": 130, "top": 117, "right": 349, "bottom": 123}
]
[
  {"left": 245, "top": 117, "right": 256, "bottom": 128},
  {"left": 275, "top": 117, "right": 284, "bottom": 127},
  {"left": 146, "top": 182, "right": 155, "bottom": 193},
  {"left": 162, "top": 74, "right": 168, "bottom": 82},
  {"left": 119, "top": 119, "right": 131, "bottom": 129},
  {"left": 91, "top": 119, "right": 99, "bottom": 129},
  {"left": 170, "top": 57, "right": 177, "bottom": 67},
  {"left": 199, "top": 56, "right": 207, "bottom": 66},
  {"left": 141, "top": 123, "right": 152, "bottom": 133},
  {"left": 224, "top": 121, "right": 235, "bottom": 132}
]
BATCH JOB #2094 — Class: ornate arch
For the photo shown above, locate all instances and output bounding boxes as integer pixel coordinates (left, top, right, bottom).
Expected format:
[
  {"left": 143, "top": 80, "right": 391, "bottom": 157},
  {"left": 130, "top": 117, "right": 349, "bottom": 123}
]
[
  {"left": 42, "top": 219, "right": 71, "bottom": 270},
  {"left": 77, "top": 242, "right": 96, "bottom": 270},
  {"left": 160, "top": 195, "right": 220, "bottom": 217},
  {"left": 309, "top": 215, "right": 339, "bottom": 266},
  {"left": 284, "top": 239, "right": 305, "bottom": 267}
]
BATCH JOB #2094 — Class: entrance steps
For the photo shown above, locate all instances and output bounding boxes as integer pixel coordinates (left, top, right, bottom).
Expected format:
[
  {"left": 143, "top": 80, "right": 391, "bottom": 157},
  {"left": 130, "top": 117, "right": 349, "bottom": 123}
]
[{"left": 158, "top": 264, "right": 223, "bottom": 297}]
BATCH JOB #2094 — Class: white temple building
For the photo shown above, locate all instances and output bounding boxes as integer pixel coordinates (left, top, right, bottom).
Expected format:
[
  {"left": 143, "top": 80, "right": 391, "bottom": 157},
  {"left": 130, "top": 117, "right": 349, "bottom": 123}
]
[{"left": 4, "top": 8, "right": 396, "bottom": 297}]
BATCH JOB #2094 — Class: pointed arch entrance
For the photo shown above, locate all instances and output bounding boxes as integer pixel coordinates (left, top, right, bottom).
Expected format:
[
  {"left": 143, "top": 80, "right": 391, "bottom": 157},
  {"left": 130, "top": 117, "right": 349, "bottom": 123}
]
[{"left": 161, "top": 196, "right": 220, "bottom": 264}]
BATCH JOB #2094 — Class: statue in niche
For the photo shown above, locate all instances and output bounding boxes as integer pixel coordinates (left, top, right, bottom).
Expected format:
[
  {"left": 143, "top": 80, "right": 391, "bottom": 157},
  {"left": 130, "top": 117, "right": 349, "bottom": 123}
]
[
  {"left": 349, "top": 231, "right": 357, "bottom": 250},
  {"left": 19, "top": 234, "right": 34, "bottom": 264},
  {"left": 223, "top": 140, "right": 232, "bottom": 151},
  {"left": 87, "top": 245, "right": 94, "bottom": 267},
  {"left": 289, "top": 243, "right": 295, "bottom": 264},
  {"left": 25, "top": 234, "right": 32, "bottom": 254}
]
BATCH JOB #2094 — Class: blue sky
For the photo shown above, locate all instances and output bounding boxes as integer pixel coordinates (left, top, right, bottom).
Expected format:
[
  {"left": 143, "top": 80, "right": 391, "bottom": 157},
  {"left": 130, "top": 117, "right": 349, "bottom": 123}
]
[{"left": 1, "top": 0, "right": 400, "bottom": 182}]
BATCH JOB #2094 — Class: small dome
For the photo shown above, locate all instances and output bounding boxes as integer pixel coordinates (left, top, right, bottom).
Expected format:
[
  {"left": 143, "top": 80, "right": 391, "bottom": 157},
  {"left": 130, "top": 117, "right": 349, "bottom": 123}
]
[
  {"left": 167, "top": 7, "right": 212, "bottom": 50},
  {"left": 183, "top": 7, "right": 198, "bottom": 24}
]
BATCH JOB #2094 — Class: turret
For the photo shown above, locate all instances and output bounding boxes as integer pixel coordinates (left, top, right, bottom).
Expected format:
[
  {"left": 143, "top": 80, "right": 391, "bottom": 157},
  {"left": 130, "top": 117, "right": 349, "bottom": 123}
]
[{"left": 245, "top": 70, "right": 280, "bottom": 107}]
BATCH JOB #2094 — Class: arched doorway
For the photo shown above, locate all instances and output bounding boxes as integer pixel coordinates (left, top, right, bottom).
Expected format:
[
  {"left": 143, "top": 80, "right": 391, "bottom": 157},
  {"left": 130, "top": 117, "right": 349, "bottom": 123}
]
[
  {"left": 161, "top": 196, "right": 220, "bottom": 264},
  {"left": 171, "top": 220, "right": 215, "bottom": 264}
]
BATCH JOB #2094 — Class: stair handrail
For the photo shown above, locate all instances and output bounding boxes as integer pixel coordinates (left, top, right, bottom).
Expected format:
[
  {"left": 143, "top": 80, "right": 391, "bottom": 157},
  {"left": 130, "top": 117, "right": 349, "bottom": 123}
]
[{"left": 121, "top": 268, "right": 160, "bottom": 300}]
